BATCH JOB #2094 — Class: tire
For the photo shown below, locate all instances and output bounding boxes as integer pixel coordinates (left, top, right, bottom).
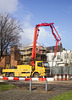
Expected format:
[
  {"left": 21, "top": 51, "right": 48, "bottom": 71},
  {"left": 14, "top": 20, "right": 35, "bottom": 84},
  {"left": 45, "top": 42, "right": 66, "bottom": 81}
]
[
  {"left": 34, "top": 73, "right": 39, "bottom": 78},
  {"left": 9, "top": 73, "right": 14, "bottom": 77},
  {"left": 5, "top": 73, "right": 9, "bottom": 77}
]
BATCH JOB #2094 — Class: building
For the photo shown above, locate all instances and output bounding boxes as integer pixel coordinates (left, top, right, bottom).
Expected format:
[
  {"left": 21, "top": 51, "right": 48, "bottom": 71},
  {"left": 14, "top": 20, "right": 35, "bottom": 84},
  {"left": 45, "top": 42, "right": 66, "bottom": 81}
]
[
  {"left": 0, "top": 56, "right": 11, "bottom": 73},
  {"left": 11, "top": 46, "right": 21, "bottom": 66},
  {"left": 46, "top": 50, "right": 72, "bottom": 67},
  {"left": 20, "top": 44, "right": 47, "bottom": 64},
  {"left": 0, "top": 46, "right": 21, "bottom": 68},
  {"left": 46, "top": 42, "right": 63, "bottom": 53}
]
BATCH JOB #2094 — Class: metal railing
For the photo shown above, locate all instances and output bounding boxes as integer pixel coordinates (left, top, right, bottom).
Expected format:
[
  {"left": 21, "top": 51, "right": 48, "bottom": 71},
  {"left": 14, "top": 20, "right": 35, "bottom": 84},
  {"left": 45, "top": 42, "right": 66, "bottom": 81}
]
[{"left": 50, "top": 66, "right": 72, "bottom": 75}]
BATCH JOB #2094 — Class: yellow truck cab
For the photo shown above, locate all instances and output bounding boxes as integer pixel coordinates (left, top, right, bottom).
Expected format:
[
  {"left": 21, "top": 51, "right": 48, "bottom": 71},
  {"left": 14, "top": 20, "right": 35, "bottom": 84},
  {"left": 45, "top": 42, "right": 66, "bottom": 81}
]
[
  {"left": 2, "top": 61, "right": 50, "bottom": 78},
  {"left": 32, "top": 61, "right": 50, "bottom": 77}
]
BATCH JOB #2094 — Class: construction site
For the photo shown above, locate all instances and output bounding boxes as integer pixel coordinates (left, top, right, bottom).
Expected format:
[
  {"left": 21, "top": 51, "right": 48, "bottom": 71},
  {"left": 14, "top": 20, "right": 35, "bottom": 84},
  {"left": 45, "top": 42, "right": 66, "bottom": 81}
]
[
  {"left": 20, "top": 44, "right": 47, "bottom": 65},
  {"left": 0, "top": 21, "right": 72, "bottom": 100},
  {"left": 0, "top": 0, "right": 72, "bottom": 100},
  {"left": 0, "top": 21, "right": 72, "bottom": 78},
  {"left": 0, "top": 23, "right": 61, "bottom": 77}
]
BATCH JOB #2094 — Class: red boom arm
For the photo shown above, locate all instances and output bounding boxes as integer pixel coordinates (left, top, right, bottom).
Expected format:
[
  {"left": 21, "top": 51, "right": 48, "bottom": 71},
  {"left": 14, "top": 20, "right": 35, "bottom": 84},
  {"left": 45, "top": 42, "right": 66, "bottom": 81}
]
[{"left": 31, "top": 23, "right": 61, "bottom": 66}]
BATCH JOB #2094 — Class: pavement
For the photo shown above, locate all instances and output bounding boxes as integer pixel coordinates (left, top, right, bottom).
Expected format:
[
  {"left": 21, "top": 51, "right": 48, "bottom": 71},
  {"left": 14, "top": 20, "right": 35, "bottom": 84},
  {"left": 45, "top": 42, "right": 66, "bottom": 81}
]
[
  {"left": 0, "top": 80, "right": 72, "bottom": 100},
  {"left": 0, "top": 79, "right": 72, "bottom": 100}
]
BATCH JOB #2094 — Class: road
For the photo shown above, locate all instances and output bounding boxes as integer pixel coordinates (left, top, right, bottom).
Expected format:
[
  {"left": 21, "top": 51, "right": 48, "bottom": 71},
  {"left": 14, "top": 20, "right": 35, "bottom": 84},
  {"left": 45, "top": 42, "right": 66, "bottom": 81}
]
[{"left": 0, "top": 80, "right": 72, "bottom": 100}]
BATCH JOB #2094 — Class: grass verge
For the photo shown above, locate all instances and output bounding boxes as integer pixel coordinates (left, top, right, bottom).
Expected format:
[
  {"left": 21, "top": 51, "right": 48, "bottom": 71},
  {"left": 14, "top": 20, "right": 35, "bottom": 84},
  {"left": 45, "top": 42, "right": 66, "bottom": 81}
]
[
  {"left": 0, "top": 83, "right": 17, "bottom": 92},
  {"left": 50, "top": 91, "right": 72, "bottom": 100}
]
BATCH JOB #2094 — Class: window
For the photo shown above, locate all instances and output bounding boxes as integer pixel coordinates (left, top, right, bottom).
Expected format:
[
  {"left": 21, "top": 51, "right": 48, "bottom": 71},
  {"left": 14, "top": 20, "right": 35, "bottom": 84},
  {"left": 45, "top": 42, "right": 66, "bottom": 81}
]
[
  {"left": 51, "top": 55, "right": 54, "bottom": 60},
  {"left": 71, "top": 53, "right": 72, "bottom": 59},
  {"left": 64, "top": 53, "right": 69, "bottom": 59},
  {"left": 37, "top": 48, "right": 39, "bottom": 52},
  {"left": 67, "top": 53, "right": 69, "bottom": 59},
  {"left": 64, "top": 53, "right": 66, "bottom": 59},
  {"left": 57, "top": 55, "right": 60, "bottom": 60},
  {"left": 37, "top": 63, "right": 42, "bottom": 67},
  {"left": 43, "top": 62, "right": 49, "bottom": 68},
  {"left": 21, "top": 55, "right": 23, "bottom": 58}
]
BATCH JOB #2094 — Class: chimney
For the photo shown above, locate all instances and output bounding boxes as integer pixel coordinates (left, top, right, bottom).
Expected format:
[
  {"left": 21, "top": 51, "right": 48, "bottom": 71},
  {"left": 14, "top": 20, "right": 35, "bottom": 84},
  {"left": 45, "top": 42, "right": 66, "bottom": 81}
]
[{"left": 11, "top": 46, "right": 16, "bottom": 66}]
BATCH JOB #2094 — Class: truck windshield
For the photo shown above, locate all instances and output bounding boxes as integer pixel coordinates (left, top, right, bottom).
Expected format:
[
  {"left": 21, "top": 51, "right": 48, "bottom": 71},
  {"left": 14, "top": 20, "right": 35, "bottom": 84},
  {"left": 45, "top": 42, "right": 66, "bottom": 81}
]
[{"left": 43, "top": 62, "right": 49, "bottom": 68}]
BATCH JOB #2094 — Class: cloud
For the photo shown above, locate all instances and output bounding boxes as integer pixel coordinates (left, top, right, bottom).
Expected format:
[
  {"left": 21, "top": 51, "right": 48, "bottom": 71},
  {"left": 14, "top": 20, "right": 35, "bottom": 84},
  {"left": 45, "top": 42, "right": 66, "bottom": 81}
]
[
  {"left": 20, "top": 14, "right": 53, "bottom": 46},
  {"left": 21, "top": 24, "right": 51, "bottom": 45},
  {"left": 20, "top": 13, "right": 34, "bottom": 45},
  {"left": 21, "top": 26, "right": 34, "bottom": 44},
  {"left": 0, "top": 0, "right": 18, "bottom": 13},
  {"left": 20, "top": 13, "right": 58, "bottom": 47}
]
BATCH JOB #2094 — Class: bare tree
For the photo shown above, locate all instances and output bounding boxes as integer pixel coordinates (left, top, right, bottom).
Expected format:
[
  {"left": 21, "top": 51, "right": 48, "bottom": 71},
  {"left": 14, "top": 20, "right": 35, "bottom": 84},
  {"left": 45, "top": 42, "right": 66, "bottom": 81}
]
[{"left": 0, "top": 13, "right": 22, "bottom": 59}]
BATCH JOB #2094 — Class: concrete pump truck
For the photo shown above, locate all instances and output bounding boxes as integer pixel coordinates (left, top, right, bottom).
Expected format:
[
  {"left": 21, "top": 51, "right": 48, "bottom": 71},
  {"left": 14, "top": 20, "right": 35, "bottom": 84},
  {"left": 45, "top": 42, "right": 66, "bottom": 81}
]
[{"left": 2, "top": 23, "right": 61, "bottom": 78}]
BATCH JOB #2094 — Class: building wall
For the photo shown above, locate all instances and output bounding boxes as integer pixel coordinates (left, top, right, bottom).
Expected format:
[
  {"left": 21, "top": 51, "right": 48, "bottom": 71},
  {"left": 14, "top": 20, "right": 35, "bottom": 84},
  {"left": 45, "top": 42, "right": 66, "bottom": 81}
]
[
  {"left": 46, "top": 42, "right": 63, "bottom": 53},
  {"left": 20, "top": 44, "right": 47, "bottom": 64},
  {"left": 0, "top": 46, "right": 21, "bottom": 68},
  {"left": 11, "top": 47, "right": 15, "bottom": 66},
  {"left": 11, "top": 46, "right": 21, "bottom": 66},
  {"left": 0, "top": 57, "right": 6, "bottom": 68},
  {"left": 46, "top": 50, "right": 72, "bottom": 67},
  {"left": 0, "top": 56, "right": 10, "bottom": 68}
]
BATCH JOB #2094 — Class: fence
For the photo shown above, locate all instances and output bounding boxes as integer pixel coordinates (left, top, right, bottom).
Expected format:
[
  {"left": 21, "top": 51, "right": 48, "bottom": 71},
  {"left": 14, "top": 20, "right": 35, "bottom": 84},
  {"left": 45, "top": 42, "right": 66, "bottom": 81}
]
[
  {"left": 50, "top": 66, "right": 72, "bottom": 75},
  {"left": 29, "top": 79, "right": 48, "bottom": 91}
]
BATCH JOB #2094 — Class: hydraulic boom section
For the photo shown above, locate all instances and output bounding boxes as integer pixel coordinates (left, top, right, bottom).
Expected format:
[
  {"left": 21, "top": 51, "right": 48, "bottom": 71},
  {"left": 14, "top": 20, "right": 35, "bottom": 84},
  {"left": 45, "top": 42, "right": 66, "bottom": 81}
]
[{"left": 31, "top": 23, "right": 61, "bottom": 66}]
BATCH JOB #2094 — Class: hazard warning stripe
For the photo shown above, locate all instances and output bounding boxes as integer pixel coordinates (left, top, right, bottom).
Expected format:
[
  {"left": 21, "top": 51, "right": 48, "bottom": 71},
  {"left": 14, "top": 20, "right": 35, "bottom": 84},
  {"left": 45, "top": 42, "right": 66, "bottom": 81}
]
[
  {"left": 19, "top": 78, "right": 25, "bottom": 81},
  {"left": 25, "top": 78, "right": 31, "bottom": 81},
  {"left": 13, "top": 77, "right": 19, "bottom": 80},
  {"left": 32, "top": 78, "right": 38, "bottom": 81},
  {"left": 0, "top": 76, "right": 54, "bottom": 81},
  {"left": 39, "top": 78, "right": 46, "bottom": 81},
  {"left": 3, "top": 77, "right": 8, "bottom": 80},
  {"left": 0, "top": 76, "right": 3, "bottom": 79},
  {"left": 8, "top": 77, "right": 14, "bottom": 80}
]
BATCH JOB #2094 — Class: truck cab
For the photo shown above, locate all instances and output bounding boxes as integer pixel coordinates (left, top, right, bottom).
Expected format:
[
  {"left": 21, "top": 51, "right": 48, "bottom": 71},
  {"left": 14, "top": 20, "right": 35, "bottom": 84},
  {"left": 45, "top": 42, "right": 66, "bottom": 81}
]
[{"left": 32, "top": 61, "right": 50, "bottom": 77}]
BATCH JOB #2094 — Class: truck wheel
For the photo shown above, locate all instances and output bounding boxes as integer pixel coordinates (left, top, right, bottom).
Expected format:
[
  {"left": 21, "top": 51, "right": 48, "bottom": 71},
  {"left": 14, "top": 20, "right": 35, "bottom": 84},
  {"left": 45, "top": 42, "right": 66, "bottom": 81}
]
[
  {"left": 34, "top": 73, "right": 39, "bottom": 78},
  {"left": 5, "top": 73, "right": 9, "bottom": 77},
  {"left": 9, "top": 73, "right": 14, "bottom": 77}
]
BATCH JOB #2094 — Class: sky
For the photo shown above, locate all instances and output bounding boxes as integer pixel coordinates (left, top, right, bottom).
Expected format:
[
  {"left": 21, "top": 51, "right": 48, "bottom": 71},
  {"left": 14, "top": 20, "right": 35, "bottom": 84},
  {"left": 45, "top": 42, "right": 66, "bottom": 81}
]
[{"left": 0, "top": 0, "right": 72, "bottom": 50}]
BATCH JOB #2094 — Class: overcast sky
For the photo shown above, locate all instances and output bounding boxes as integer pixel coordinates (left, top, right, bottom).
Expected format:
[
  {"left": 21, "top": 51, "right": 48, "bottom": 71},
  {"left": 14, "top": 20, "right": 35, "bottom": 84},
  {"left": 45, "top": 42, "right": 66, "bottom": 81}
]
[{"left": 0, "top": 0, "right": 72, "bottom": 50}]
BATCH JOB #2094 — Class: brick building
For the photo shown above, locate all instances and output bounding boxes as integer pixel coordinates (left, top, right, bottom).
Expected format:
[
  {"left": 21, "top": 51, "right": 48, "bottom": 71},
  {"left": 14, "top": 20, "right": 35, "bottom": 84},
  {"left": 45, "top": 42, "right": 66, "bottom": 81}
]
[
  {"left": 11, "top": 46, "right": 21, "bottom": 66},
  {"left": 20, "top": 44, "right": 47, "bottom": 64},
  {"left": 0, "top": 56, "right": 10, "bottom": 68},
  {"left": 46, "top": 42, "right": 63, "bottom": 53},
  {"left": 0, "top": 46, "right": 21, "bottom": 70}
]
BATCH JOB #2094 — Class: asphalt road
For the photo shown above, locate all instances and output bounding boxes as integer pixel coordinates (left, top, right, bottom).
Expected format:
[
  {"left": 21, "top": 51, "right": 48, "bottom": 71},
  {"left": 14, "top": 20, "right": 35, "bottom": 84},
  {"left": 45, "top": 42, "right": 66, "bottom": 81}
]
[{"left": 0, "top": 80, "right": 72, "bottom": 100}]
